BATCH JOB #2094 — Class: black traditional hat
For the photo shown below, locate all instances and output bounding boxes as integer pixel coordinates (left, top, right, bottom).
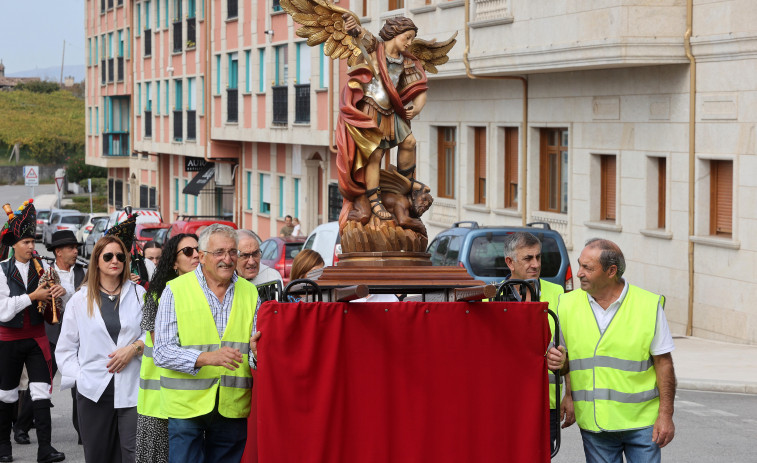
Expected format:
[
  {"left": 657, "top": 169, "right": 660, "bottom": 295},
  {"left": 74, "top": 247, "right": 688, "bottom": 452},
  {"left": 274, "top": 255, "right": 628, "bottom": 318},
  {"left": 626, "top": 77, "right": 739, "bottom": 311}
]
[
  {"left": 46, "top": 230, "right": 79, "bottom": 252},
  {"left": 104, "top": 212, "right": 138, "bottom": 250},
  {"left": 1, "top": 200, "right": 37, "bottom": 247}
]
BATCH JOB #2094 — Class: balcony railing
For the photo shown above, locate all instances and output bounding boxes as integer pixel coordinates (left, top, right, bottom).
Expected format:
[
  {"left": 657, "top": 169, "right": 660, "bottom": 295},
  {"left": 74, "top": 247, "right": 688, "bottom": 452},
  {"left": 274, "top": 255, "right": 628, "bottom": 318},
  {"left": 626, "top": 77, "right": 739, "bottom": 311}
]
[
  {"left": 102, "top": 132, "right": 130, "bottom": 156},
  {"left": 173, "top": 20, "right": 183, "bottom": 53},
  {"left": 144, "top": 111, "right": 152, "bottom": 138},
  {"left": 107, "top": 58, "right": 114, "bottom": 83},
  {"left": 294, "top": 84, "right": 310, "bottom": 123},
  {"left": 227, "top": 88, "right": 238, "bottom": 123},
  {"left": 144, "top": 29, "right": 152, "bottom": 56},
  {"left": 228, "top": 0, "right": 238, "bottom": 18},
  {"left": 187, "top": 17, "right": 196, "bottom": 47},
  {"left": 107, "top": 0, "right": 113, "bottom": 9},
  {"left": 187, "top": 110, "right": 196, "bottom": 140},
  {"left": 272, "top": 85, "right": 288, "bottom": 125},
  {"left": 101, "top": 60, "right": 106, "bottom": 84},
  {"left": 117, "top": 57, "right": 124, "bottom": 81},
  {"left": 173, "top": 110, "right": 183, "bottom": 141}
]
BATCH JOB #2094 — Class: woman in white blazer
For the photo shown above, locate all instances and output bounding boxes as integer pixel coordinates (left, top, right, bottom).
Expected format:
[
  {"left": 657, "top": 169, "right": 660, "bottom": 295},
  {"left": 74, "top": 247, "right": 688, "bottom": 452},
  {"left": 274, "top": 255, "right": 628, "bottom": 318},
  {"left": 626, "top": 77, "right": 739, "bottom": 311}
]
[{"left": 56, "top": 235, "right": 146, "bottom": 463}]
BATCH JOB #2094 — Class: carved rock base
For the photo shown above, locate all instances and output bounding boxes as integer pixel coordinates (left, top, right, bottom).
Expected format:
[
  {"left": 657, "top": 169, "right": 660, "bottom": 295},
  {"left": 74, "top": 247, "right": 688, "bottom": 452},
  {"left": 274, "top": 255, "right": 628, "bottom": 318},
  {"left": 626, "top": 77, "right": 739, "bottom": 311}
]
[{"left": 340, "top": 218, "right": 428, "bottom": 254}]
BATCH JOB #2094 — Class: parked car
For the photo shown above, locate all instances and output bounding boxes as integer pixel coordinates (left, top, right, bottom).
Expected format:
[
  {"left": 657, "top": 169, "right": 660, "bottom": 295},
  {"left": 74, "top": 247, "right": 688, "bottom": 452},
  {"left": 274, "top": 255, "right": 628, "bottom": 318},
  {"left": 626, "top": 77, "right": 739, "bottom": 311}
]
[
  {"left": 426, "top": 221, "right": 573, "bottom": 290},
  {"left": 105, "top": 208, "right": 163, "bottom": 230},
  {"left": 135, "top": 223, "right": 171, "bottom": 250},
  {"left": 43, "top": 210, "right": 85, "bottom": 246},
  {"left": 35, "top": 209, "right": 51, "bottom": 240},
  {"left": 302, "top": 221, "right": 341, "bottom": 267},
  {"left": 152, "top": 227, "right": 170, "bottom": 247},
  {"left": 260, "top": 236, "right": 307, "bottom": 285},
  {"left": 166, "top": 219, "right": 238, "bottom": 240},
  {"left": 84, "top": 217, "right": 108, "bottom": 257},
  {"left": 76, "top": 213, "right": 109, "bottom": 252}
]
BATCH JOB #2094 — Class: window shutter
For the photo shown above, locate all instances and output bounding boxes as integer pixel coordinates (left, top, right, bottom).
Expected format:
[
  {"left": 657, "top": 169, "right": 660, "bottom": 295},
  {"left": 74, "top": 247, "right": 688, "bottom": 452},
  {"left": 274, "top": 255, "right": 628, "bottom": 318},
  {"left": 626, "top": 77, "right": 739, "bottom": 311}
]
[
  {"left": 711, "top": 160, "right": 733, "bottom": 235},
  {"left": 601, "top": 155, "right": 616, "bottom": 221}
]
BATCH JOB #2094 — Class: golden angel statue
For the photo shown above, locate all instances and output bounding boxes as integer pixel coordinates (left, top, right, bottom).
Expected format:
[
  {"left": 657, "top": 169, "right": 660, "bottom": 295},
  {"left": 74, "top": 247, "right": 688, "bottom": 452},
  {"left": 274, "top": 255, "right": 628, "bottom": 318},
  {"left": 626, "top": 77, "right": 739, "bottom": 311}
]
[{"left": 281, "top": 0, "right": 456, "bottom": 253}]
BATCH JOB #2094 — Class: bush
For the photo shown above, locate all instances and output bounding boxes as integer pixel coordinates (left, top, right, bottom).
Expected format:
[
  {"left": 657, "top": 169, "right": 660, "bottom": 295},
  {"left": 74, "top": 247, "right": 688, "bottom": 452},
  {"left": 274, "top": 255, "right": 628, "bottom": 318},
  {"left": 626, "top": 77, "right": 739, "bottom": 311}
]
[
  {"left": 62, "top": 195, "right": 107, "bottom": 213},
  {"left": 15, "top": 81, "right": 61, "bottom": 94},
  {"left": 66, "top": 151, "right": 106, "bottom": 184}
]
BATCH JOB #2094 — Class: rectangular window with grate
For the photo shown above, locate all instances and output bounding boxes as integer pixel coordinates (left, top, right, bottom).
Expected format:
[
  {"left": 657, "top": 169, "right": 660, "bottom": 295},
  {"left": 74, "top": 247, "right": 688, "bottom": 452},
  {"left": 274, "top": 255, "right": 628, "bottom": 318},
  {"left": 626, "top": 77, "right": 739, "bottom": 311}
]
[
  {"left": 539, "top": 128, "right": 569, "bottom": 213},
  {"left": 473, "top": 127, "right": 486, "bottom": 204},
  {"left": 657, "top": 157, "right": 666, "bottom": 229},
  {"left": 600, "top": 155, "right": 616, "bottom": 221},
  {"left": 504, "top": 127, "right": 518, "bottom": 209},
  {"left": 710, "top": 160, "right": 733, "bottom": 236},
  {"left": 437, "top": 127, "right": 456, "bottom": 199}
]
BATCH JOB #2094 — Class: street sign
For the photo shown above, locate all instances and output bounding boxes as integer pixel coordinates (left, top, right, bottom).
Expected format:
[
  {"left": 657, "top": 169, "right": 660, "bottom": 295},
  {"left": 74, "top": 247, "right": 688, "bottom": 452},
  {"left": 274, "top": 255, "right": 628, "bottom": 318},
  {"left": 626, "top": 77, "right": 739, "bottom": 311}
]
[
  {"left": 23, "top": 166, "right": 39, "bottom": 187},
  {"left": 55, "top": 177, "right": 65, "bottom": 192}
]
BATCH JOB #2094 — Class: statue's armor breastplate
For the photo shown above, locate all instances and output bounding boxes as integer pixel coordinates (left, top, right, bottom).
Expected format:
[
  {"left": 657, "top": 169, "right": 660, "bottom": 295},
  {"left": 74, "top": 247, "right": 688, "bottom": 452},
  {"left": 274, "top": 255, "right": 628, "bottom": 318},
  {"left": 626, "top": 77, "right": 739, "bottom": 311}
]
[{"left": 361, "top": 58, "right": 404, "bottom": 111}]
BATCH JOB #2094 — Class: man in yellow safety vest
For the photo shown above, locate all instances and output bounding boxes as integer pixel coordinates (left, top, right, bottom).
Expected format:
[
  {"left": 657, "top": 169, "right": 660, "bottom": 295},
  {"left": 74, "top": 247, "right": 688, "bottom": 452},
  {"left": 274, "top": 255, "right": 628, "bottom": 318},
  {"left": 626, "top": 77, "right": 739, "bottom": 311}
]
[
  {"left": 501, "top": 232, "right": 574, "bottom": 453},
  {"left": 154, "top": 224, "right": 260, "bottom": 463},
  {"left": 547, "top": 238, "right": 676, "bottom": 463}
]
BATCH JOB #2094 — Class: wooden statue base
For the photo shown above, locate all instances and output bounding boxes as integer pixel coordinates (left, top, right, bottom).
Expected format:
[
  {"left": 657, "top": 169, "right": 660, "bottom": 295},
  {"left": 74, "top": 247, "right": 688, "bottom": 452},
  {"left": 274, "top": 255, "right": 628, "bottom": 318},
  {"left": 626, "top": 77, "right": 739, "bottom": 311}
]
[{"left": 336, "top": 251, "right": 432, "bottom": 267}]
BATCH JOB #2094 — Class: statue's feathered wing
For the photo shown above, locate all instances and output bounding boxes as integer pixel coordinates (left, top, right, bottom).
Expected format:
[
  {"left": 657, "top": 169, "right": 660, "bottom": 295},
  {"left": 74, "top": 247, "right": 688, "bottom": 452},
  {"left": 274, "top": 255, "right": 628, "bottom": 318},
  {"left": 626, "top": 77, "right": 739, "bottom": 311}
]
[
  {"left": 407, "top": 32, "right": 458, "bottom": 74},
  {"left": 280, "top": 0, "right": 363, "bottom": 66},
  {"left": 280, "top": 0, "right": 457, "bottom": 73}
]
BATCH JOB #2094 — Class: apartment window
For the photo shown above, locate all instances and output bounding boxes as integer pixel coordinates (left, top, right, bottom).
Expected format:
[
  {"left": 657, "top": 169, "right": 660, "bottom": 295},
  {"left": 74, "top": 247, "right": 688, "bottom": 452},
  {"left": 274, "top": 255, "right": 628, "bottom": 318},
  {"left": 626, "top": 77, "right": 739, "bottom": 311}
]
[
  {"left": 294, "top": 178, "right": 300, "bottom": 218},
  {"left": 165, "top": 79, "right": 170, "bottom": 114},
  {"left": 137, "top": 4, "right": 141, "bottom": 35},
  {"left": 187, "top": 78, "right": 195, "bottom": 110},
  {"left": 174, "top": 178, "right": 179, "bottom": 210},
  {"left": 600, "top": 155, "right": 616, "bottom": 221},
  {"left": 296, "top": 43, "right": 311, "bottom": 84},
  {"left": 274, "top": 45, "right": 288, "bottom": 85},
  {"left": 96, "top": 107, "right": 99, "bottom": 133},
  {"left": 259, "top": 48, "right": 266, "bottom": 93},
  {"left": 246, "top": 172, "right": 252, "bottom": 209},
  {"left": 710, "top": 160, "right": 733, "bottom": 236},
  {"left": 539, "top": 129, "right": 569, "bottom": 213},
  {"left": 228, "top": 53, "right": 239, "bottom": 122},
  {"left": 175, "top": 80, "right": 183, "bottom": 110},
  {"left": 184, "top": 180, "right": 189, "bottom": 212},
  {"left": 156, "top": 81, "right": 161, "bottom": 115},
  {"left": 504, "top": 127, "right": 518, "bottom": 208},
  {"left": 273, "top": 0, "right": 282, "bottom": 12},
  {"left": 109, "top": 178, "right": 115, "bottom": 206},
  {"left": 88, "top": 39, "right": 92, "bottom": 66},
  {"left": 145, "top": 82, "right": 152, "bottom": 112},
  {"left": 95, "top": 37, "right": 98, "bottom": 62},
  {"left": 137, "top": 84, "right": 142, "bottom": 113},
  {"left": 319, "top": 43, "right": 329, "bottom": 88},
  {"left": 156, "top": 0, "right": 160, "bottom": 27},
  {"left": 145, "top": 0, "right": 151, "bottom": 30},
  {"left": 473, "top": 127, "right": 486, "bottom": 204},
  {"left": 188, "top": 0, "right": 196, "bottom": 18},
  {"left": 173, "top": 0, "right": 182, "bottom": 18},
  {"left": 187, "top": 77, "right": 196, "bottom": 139},
  {"left": 260, "top": 173, "right": 271, "bottom": 214},
  {"left": 245, "top": 50, "right": 251, "bottom": 93},
  {"left": 657, "top": 157, "right": 666, "bottom": 229},
  {"left": 200, "top": 76, "right": 205, "bottom": 115},
  {"left": 228, "top": 53, "right": 239, "bottom": 89},
  {"left": 216, "top": 55, "right": 221, "bottom": 94},
  {"left": 437, "top": 127, "right": 456, "bottom": 199},
  {"left": 115, "top": 180, "right": 123, "bottom": 209},
  {"left": 227, "top": 0, "right": 238, "bottom": 19},
  {"left": 388, "top": 0, "right": 404, "bottom": 10},
  {"left": 165, "top": 0, "right": 169, "bottom": 28}
]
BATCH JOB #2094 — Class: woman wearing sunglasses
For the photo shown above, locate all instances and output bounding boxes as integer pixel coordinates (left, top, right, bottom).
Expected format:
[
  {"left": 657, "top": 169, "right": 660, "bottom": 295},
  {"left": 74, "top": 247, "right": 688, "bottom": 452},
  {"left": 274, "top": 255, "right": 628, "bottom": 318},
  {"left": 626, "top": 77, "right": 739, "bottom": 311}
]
[
  {"left": 56, "top": 235, "right": 146, "bottom": 463},
  {"left": 136, "top": 234, "right": 199, "bottom": 463}
]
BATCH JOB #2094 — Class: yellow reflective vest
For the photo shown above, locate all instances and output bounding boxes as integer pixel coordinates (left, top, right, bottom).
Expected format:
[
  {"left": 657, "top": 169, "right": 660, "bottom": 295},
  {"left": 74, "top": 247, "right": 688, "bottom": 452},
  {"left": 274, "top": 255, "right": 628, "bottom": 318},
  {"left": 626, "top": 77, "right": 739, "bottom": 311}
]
[
  {"left": 160, "top": 273, "right": 258, "bottom": 419},
  {"left": 137, "top": 328, "right": 166, "bottom": 418},
  {"left": 539, "top": 279, "right": 564, "bottom": 409},
  {"left": 558, "top": 285, "right": 663, "bottom": 432}
]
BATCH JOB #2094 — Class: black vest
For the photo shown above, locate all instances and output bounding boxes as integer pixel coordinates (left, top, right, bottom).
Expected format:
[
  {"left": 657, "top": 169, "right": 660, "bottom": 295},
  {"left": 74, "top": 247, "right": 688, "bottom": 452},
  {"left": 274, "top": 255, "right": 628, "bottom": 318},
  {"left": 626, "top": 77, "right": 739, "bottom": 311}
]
[{"left": 0, "top": 259, "right": 44, "bottom": 328}]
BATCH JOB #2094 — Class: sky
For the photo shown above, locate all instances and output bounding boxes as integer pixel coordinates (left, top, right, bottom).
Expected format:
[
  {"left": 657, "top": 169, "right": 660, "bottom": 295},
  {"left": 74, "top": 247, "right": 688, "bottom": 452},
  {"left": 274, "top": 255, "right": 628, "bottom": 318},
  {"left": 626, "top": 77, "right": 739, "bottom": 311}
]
[{"left": 0, "top": 0, "right": 85, "bottom": 74}]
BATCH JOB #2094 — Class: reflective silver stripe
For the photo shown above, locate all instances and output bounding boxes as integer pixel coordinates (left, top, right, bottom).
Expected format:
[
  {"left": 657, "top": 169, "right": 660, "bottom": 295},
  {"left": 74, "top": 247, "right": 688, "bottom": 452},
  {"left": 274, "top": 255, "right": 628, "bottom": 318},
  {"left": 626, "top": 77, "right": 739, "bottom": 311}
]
[
  {"left": 140, "top": 378, "right": 161, "bottom": 391},
  {"left": 221, "top": 341, "right": 250, "bottom": 352},
  {"left": 143, "top": 346, "right": 153, "bottom": 358},
  {"left": 181, "top": 344, "right": 218, "bottom": 353},
  {"left": 160, "top": 377, "right": 219, "bottom": 390},
  {"left": 572, "top": 388, "right": 659, "bottom": 404},
  {"left": 570, "top": 356, "right": 653, "bottom": 373},
  {"left": 220, "top": 376, "right": 253, "bottom": 389}
]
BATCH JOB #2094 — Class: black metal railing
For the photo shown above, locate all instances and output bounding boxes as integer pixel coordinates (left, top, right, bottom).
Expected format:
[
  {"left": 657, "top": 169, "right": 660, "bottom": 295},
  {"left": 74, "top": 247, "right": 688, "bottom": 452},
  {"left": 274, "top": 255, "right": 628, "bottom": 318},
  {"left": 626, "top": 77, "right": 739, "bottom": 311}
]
[
  {"left": 228, "top": 0, "right": 238, "bottom": 18},
  {"left": 144, "top": 111, "right": 152, "bottom": 138},
  {"left": 107, "top": 0, "right": 113, "bottom": 9},
  {"left": 107, "top": 58, "right": 114, "bottom": 83},
  {"left": 173, "top": 20, "right": 183, "bottom": 53},
  {"left": 272, "top": 85, "right": 288, "bottom": 125},
  {"left": 294, "top": 84, "right": 310, "bottom": 123},
  {"left": 187, "top": 17, "right": 196, "bottom": 47},
  {"left": 227, "top": 88, "right": 238, "bottom": 122},
  {"left": 102, "top": 132, "right": 129, "bottom": 156},
  {"left": 117, "top": 57, "right": 124, "bottom": 81},
  {"left": 144, "top": 29, "right": 152, "bottom": 56},
  {"left": 187, "top": 110, "right": 196, "bottom": 140},
  {"left": 101, "top": 60, "right": 106, "bottom": 84},
  {"left": 173, "top": 110, "right": 183, "bottom": 141}
]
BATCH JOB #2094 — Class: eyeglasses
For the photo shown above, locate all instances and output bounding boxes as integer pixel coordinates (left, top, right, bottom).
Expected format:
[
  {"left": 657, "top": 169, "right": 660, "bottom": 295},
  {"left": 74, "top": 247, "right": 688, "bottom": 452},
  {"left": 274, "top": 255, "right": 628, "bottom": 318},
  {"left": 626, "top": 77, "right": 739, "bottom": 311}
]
[
  {"left": 176, "top": 246, "right": 199, "bottom": 257},
  {"left": 102, "top": 252, "right": 126, "bottom": 263},
  {"left": 202, "top": 248, "right": 239, "bottom": 259},
  {"left": 238, "top": 249, "right": 262, "bottom": 260}
]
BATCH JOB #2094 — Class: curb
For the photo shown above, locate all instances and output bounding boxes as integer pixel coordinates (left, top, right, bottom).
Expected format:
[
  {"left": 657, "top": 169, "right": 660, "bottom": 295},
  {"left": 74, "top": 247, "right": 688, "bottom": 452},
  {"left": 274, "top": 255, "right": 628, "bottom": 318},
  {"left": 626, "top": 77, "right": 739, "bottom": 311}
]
[{"left": 678, "top": 378, "right": 757, "bottom": 395}]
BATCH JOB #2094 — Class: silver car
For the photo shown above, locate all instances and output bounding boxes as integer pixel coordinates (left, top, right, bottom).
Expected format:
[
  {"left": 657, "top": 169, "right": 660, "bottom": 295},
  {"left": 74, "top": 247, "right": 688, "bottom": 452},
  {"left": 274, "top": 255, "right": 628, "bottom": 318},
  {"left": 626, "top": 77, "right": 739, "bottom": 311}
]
[
  {"left": 44, "top": 211, "right": 86, "bottom": 246},
  {"left": 84, "top": 218, "right": 108, "bottom": 258},
  {"left": 35, "top": 209, "right": 51, "bottom": 241}
]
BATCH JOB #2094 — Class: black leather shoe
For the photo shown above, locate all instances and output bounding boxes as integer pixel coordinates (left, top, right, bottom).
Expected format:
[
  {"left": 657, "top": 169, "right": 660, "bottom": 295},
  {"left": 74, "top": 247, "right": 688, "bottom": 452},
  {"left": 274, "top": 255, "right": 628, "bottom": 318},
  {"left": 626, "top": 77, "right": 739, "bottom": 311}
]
[
  {"left": 0, "top": 455, "right": 12, "bottom": 462},
  {"left": 37, "top": 451, "right": 64, "bottom": 463},
  {"left": 13, "top": 429, "right": 30, "bottom": 445}
]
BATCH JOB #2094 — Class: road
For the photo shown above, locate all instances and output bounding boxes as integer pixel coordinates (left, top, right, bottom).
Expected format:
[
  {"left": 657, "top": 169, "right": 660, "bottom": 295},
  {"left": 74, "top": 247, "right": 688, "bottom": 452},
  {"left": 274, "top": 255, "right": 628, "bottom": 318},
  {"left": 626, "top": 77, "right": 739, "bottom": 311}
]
[{"left": 2, "top": 183, "right": 58, "bottom": 212}]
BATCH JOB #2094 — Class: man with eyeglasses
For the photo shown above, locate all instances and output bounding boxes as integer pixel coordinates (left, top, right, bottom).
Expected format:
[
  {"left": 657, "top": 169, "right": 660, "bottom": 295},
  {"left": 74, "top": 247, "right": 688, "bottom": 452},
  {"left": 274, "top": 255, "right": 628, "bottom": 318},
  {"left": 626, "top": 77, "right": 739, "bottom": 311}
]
[
  {"left": 236, "top": 229, "right": 283, "bottom": 286},
  {"left": 154, "top": 223, "right": 259, "bottom": 463}
]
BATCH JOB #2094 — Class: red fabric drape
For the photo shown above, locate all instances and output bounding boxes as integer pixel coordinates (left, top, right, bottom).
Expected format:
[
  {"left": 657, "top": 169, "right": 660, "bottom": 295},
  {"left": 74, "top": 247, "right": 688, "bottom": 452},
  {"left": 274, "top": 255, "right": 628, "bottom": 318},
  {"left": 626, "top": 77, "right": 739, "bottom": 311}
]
[{"left": 242, "top": 301, "right": 551, "bottom": 463}]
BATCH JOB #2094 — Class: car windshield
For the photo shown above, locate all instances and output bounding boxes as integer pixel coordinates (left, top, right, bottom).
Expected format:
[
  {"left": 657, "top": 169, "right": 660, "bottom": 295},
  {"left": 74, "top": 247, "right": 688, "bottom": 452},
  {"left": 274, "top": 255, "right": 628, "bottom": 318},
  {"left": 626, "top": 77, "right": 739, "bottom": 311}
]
[
  {"left": 38, "top": 211, "right": 51, "bottom": 220},
  {"left": 467, "top": 233, "right": 561, "bottom": 279},
  {"left": 61, "top": 216, "right": 84, "bottom": 225},
  {"left": 285, "top": 242, "right": 304, "bottom": 260},
  {"left": 140, "top": 228, "right": 163, "bottom": 239}
]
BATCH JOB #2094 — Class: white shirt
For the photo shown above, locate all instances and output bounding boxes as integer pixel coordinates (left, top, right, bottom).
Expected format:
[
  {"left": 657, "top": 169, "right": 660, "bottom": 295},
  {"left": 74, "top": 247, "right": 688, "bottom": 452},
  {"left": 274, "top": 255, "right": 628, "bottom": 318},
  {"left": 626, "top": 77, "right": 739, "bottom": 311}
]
[
  {"left": 0, "top": 258, "right": 50, "bottom": 323},
  {"left": 55, "top": 280, "right": 146, "bottom": 408},
  {"left": 251, "top": 264, "right": 283, "bottom": 287},
  {"left": 54, "top": 263, "right": 76, "bottom": 307},
  {"left": 584, "top": 279, "right": 675, "bottom": 356}
]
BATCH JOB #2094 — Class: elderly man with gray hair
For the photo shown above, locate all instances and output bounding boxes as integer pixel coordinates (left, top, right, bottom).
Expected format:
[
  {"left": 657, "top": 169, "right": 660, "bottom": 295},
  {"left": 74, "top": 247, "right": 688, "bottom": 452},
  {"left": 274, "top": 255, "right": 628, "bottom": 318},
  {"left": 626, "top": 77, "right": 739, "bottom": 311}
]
[
  {"left": 501, "top": 232, "right": 573, "bottom": 453},
  {"left": 154, "top": 224, "right": 261, "bottom": 463},
  {"left": 236, "top": 229, "right": 283, "bottom": 286},
  {"left": 547, "top": 238, "right": 676, "bottom": 463}
]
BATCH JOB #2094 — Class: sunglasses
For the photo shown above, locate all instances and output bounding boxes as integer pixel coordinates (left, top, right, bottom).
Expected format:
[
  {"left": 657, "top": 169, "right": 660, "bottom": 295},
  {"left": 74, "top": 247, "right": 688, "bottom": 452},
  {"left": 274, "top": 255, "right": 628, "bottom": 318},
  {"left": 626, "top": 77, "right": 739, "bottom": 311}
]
[
  {"left": 102, "top": 252, "right": 126, "bottom": 263},
  {"left": 177, "top": 246, "right": 199, "bottom": 257}
]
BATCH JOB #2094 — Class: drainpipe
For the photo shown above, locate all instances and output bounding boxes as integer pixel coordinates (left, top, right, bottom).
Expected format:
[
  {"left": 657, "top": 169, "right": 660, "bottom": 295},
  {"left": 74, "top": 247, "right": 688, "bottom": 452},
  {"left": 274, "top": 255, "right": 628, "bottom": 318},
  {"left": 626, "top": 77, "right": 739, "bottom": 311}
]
[
  {"left": 129, "top": 3, "right": 136, "bottom": 207},
  {"left": 684, "top": 0, "right": 696, "bottom": 337},
  {"left": 328, "top": 58, "right": 337, "bottom": 154},
  {"left": 463, "top": 0, "right": 528, "bottom": 226}
]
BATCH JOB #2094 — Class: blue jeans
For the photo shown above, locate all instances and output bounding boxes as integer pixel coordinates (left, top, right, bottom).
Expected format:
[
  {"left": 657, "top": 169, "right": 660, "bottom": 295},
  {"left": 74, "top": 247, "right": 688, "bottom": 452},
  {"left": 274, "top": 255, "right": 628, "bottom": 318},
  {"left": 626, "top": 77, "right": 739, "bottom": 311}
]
[
  {"left": 581, "top": 426, "right": 661, "bottom": 463},
  {"left": 168, "top": 408, "right": 247, "bottom": 463}
]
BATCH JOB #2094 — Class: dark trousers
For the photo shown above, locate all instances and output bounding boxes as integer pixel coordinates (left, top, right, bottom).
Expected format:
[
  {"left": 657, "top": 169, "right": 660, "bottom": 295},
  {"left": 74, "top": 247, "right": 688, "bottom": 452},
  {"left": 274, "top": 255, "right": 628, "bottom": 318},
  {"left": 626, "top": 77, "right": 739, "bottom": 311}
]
[{"left": 77, "top": 378, "right": 137, "bottom": 463}]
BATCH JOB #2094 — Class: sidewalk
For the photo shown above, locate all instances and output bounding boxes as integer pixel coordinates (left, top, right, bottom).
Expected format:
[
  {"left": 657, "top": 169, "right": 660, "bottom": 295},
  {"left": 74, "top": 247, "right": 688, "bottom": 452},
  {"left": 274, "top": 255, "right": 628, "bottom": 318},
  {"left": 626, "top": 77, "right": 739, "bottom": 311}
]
[{"left": 673, "top": 336, "right": 757, "bottom": 394}]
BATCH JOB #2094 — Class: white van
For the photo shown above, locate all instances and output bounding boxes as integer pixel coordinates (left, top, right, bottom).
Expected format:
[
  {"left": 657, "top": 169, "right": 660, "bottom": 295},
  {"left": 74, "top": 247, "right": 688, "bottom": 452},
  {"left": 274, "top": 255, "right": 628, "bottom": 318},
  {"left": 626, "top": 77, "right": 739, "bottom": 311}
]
[
  {"left": 302, "top": 221, "right": 341, "bottom": 266},
  {"left": 105, "top": 208, "right": 163, "bottom": 230}
]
